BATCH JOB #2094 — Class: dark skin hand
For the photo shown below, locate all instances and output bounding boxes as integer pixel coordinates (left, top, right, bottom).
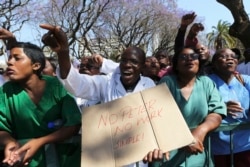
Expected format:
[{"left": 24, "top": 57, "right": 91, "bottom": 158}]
[
  {"left": 40, "top": 24, "right": 70, "bottom": 79},
  {"left": 40, "top": 24, "right": 68, "bottom": 53},
  {"left": 180, "top": 12, "right": 204, "bottom": 38},
  {"left": 91, "top": 54, "right": 103, "bottom": 67},
  {"left": 185, "top": 113, "right": 222, "bottom": 154},
  {"left": 0, "top": 28, "right": 15, "bottom": 40},
  {"left": 226, "top": 100, "right": 243, "bottom": 117},
  {"left": 143, "top": 149, "right": 170, "bottom": 163},
  {"left": 0, "top": 28, "right": 17, "bottom": 49},
  {"left": 180, "top": 12, "right": 197, "bottom": 29},
  {"left": 186, "top": 127, "right": 205, "bottom": 154}
]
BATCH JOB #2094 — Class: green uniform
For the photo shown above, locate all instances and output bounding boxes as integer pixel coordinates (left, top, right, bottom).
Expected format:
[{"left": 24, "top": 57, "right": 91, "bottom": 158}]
[
  {"left": 0, "top": 75, "right": 81, "bottom": 167},
  {"left": 150, "top": 75, "right": 226, "bottom": 167}
]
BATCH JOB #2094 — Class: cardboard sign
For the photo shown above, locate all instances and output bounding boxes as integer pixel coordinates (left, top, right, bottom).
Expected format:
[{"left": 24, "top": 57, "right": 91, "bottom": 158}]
[{"left": 81, "top": 84, "right": 194, "bottom": 167}]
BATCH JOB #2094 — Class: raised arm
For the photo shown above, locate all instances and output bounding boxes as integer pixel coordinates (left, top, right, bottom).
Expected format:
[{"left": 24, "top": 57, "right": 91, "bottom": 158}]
[
  {"left": 0, "top": 28, "right": 17, "bottom": 50},
  {"left": 40, "top": 24, "right": 70, "bottom": 79},
  {"left": 174, "top": 12, "right": 196, "bottom": 53}
]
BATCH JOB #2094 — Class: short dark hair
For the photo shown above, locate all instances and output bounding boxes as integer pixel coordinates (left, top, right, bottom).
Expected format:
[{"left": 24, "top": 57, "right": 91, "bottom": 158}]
[
  {"left": 10, "top": 42, "right": 45, "bottom": 77},
  {"left": 121, "top": 46, "right": 146, "bottom": 64}
]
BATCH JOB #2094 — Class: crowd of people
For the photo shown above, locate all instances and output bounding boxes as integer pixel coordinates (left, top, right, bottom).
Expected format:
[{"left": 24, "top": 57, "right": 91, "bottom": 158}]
[{"left": 0, "top": 12, "right": 249, "bottom": 167}]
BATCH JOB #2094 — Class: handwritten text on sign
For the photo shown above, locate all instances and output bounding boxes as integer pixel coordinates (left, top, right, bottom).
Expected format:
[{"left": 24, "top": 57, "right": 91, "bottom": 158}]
[{"left": 97, "top": 99, "right": 163, "bottom": 149}]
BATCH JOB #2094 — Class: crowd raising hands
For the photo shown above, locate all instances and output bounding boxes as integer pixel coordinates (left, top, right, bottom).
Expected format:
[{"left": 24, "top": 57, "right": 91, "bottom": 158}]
[{"left": 0, "top": 11, "right": 249, "bottom": 167}]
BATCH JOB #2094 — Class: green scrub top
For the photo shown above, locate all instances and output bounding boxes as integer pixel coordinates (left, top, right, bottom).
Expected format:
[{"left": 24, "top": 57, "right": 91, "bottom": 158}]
[
  {"left": 150, "top": 75, "right": 226, "bottom": 167},
  {"left": 0, "top": 75, "right": 81, "bottom": 167}
]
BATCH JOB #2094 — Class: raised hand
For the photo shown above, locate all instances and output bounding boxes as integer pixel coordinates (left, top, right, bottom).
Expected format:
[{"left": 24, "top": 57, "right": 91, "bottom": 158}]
[
  {"left": 40, "top": 24, "right": 71, "bottom": 78},
  {"left": 181, "top": 12, "right": 197, "bottom": 28},
  {"left": 91, "top": 54, "right": 103, "bottom": 67},
  {"left": 0, "top": 28, "right": 15, "bottom": 40},
  {"left": 40, "top": 24, "right": 69, "bottom": 53}
]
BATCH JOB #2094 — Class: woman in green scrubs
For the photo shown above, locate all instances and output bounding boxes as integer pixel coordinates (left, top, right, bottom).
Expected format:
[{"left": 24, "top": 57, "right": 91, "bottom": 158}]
[{"left": 0, "top": 41, "right": 81, "bottom": 167}]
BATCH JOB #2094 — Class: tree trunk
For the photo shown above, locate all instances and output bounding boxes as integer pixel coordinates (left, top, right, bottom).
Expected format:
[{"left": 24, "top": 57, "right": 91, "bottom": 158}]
[{"left": 217, "top": 0, "right": 250, "bottom": 48}]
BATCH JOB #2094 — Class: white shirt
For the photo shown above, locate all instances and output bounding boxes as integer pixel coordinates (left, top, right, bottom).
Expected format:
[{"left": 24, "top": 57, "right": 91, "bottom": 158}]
[
  {"left": 56, "top": 64, "right": 155, "bottom": 103},
  {"left": 56, "top": 64, "right": 155, "bottom": 167}
]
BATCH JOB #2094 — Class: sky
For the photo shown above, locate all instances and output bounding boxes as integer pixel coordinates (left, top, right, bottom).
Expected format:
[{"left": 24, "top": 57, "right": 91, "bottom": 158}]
[
  {"left": 16, "top": 0, "right": 250, "bottom": 44},
  {"left": 3, "top": 0, "right": 250, "bottom": 51},
  {"left": 177, "top": 0, "right": 250, "bottom": 33},
  {"left": 0, "top": 0, "right": 249, "bottom": 66},
  {"left": 15, "top": 1, "right": 250, "bottom": 42}
]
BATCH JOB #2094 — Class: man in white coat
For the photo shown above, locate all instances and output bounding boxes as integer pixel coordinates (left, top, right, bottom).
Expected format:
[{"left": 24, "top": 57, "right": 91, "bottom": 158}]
[{"left": 40, "top": 24, "right": 169, "bottom": 167}]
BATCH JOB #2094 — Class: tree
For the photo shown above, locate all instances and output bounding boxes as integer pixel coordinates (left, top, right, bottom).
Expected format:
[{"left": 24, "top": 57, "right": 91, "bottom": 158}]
[
  {"left": 206, "top": 20, "right": 237, "bottom": 50},
  {"left": 216, "top": 0, "right": 250, "bottom": 48},
  {"left": 32, "top": 0, "right": 112, "bottom": 58},
  {"left": 0, "top": 0, "right": 33, "bottom": 57},
  {"left": 1, "top": 0, "right": 181, "bottom": 59},
  {"left": 0, "top": 0, "right": 32, "bottom": 31},
  {"left": 92, "top": 0, "right": 156, "bottom": 56},
  {"left": 91, "top": 0, "right": 179, "bottom": 57}
]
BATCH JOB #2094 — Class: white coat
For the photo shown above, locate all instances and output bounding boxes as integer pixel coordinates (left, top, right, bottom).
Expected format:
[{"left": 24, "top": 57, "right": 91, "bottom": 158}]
[
  {"left": 56, "top": 64, "right": 155, "bottom": 102},
  {"left": 56, "top": 64, "right": 155, "bottom": 167}
]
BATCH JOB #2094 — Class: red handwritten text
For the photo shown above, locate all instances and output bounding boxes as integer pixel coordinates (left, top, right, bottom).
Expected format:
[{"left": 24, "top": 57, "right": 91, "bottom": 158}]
[{"left": 114, "top": 132, "right": 144, "bottom": 149}]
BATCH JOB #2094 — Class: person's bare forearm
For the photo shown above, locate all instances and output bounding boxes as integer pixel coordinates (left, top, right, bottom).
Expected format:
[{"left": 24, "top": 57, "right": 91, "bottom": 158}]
[
  {"left": 199, "top": 113, "right": 222, "bottom": 132},
  {"left": 0, "top": 131, "right": 17, "bottom": 146},
  {"left": 194, "top": 113, "right": 222, "bottom": 141},
  {"left": 39, "top": 24, "right": 71, "bottom": 79},
  {"left": 57, "top": 49, "right": 71, "bottom": 79},
  {"left": 36, "top": 125, "right": 80, "bottom": 146},
  {"left": 0, "top": 28, "right": 17, "bottom": 50}
]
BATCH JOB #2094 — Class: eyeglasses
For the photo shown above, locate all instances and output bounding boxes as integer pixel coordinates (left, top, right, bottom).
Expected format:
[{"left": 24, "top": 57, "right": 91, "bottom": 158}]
[
  {"left": 179, "top": 53, "right": 199, "bottom": 61},
  {"left": 218, "top": 54, "right": 239, "bottom": 60}
]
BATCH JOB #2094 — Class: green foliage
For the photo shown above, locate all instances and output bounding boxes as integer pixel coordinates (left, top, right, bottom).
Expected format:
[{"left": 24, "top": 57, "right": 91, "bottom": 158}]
[{"left": 206, "top": 20, "right": 240, "bottom": 50}]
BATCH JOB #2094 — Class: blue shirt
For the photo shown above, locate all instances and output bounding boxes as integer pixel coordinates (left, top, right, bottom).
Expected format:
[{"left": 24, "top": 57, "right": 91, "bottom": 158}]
[{"left": 209, "top": 74, "right": 250, "bottom": 154}]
